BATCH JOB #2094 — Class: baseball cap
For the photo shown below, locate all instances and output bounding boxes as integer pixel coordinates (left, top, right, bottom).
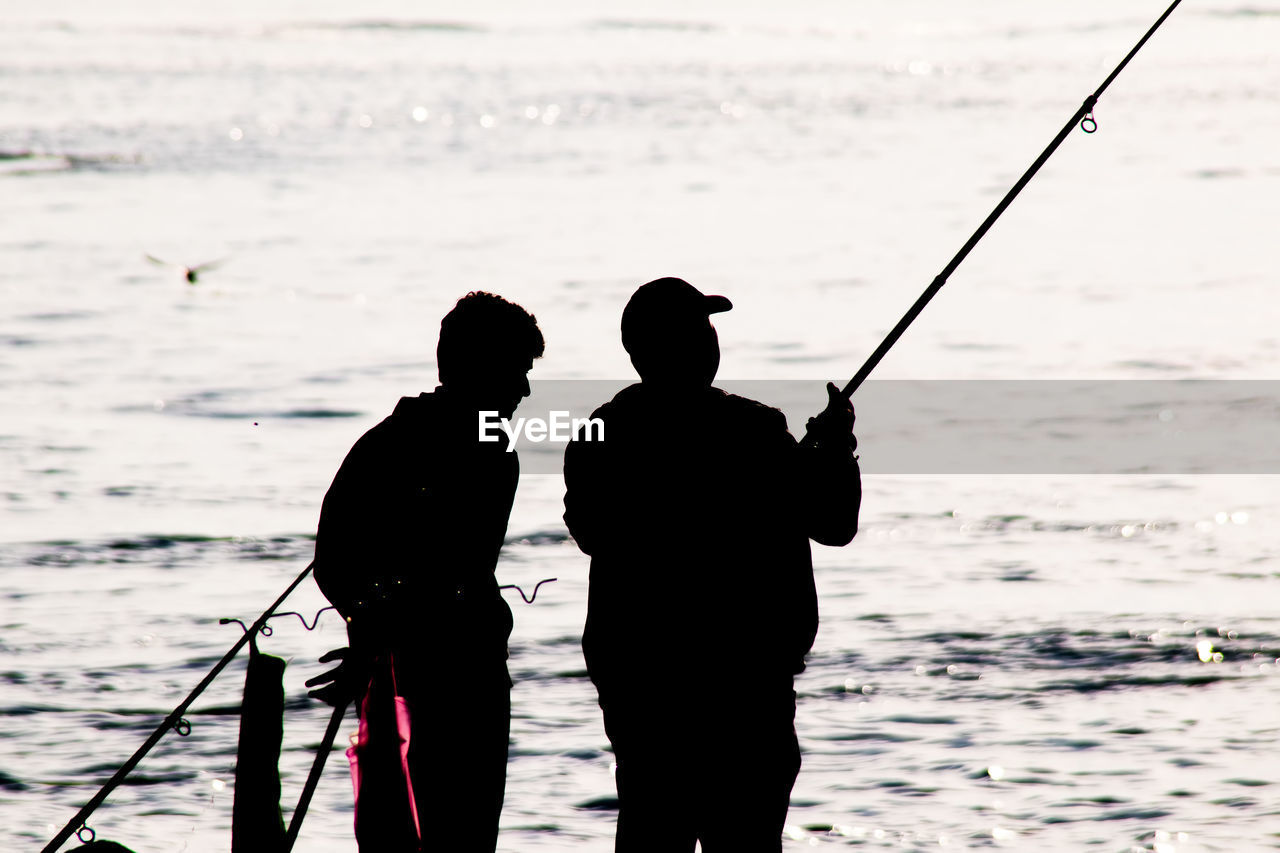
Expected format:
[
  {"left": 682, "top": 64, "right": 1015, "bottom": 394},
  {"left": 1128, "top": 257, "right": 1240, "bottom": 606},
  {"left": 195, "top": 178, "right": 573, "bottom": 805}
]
[{"left": 621, "top": 277, "right": 732, "bottom": 355}]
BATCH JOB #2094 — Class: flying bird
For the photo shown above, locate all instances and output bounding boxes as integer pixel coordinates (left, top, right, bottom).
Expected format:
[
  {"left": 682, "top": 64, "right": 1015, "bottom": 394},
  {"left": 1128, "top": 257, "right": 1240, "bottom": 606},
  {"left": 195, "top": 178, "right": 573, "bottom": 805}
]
[{"left": 145, "top": 253, "right": 228, "bottom": 284}]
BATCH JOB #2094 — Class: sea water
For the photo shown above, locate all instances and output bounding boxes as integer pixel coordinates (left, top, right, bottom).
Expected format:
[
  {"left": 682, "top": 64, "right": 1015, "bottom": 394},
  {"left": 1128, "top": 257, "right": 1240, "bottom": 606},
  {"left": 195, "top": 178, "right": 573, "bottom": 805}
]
[{"left": 2, "top": 1, "right": 1278, "bottom": 850}]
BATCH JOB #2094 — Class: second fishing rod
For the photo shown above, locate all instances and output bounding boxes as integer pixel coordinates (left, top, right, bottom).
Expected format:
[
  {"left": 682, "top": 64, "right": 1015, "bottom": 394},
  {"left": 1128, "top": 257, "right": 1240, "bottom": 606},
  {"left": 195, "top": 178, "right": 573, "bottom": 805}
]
[{"left": 802, "top": 0, "right": 1184, "bottom": 445}]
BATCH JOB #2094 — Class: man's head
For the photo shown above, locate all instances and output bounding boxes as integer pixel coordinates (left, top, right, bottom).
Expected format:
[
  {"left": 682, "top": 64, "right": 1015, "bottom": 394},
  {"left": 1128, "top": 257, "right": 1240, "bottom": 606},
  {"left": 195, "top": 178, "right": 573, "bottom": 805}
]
[
  {"left": 622, "top": 277, "right": 731, "bottom": 389},
  {"left": 437, "top": 292, "right": 545, "bottom": 418}
]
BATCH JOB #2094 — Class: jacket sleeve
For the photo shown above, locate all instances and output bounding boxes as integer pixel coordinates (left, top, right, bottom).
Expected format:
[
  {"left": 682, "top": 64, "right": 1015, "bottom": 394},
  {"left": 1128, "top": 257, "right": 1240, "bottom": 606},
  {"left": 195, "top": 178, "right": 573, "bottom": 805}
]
[
  {"left": 753, "top": 400, "right": 861, "bottom": 548},
  {"left": 313, "top": 430, "right": 387, "bottom": 621},
  {"left": 562, "top": 419, "right": 605, "bottom": 556},
  {"left": 796, "top": 434, "right": 861, "bottom": 547}
]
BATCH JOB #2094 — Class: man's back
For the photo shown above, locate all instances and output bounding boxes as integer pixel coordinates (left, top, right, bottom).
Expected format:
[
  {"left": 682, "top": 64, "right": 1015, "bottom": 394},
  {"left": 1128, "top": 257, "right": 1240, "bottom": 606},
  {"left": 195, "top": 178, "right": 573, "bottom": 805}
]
[
  {"left": 315, "top": 389, "right": 517, "bottom": 660},
  {"left": 565, "top": 383, "right": 835, "bottom": 688}
]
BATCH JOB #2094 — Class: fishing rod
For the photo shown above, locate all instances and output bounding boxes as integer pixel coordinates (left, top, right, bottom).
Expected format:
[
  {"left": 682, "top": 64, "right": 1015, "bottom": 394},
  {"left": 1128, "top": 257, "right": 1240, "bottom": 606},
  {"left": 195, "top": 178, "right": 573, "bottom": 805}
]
[
  {"left": 41, "top": 561, "right": 317, "bottom": 853},
  {"left": 805, "top": 0, "right": 1184, "bottom": 433},
  {"left": 283, "top": 699, "right": 350, "bottom": 852}
]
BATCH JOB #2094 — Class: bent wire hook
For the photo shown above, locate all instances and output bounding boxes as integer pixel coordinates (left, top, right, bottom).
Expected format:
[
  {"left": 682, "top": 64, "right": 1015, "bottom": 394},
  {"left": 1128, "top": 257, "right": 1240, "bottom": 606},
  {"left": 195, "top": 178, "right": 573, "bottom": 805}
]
[{"left": 499, "top": 578, "right": 558, "bottom": 604}]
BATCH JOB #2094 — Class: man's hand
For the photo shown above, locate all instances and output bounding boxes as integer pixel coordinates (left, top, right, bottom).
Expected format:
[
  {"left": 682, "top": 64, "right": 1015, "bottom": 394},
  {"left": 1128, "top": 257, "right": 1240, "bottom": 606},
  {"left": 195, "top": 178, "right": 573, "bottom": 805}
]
[
  {"left": 804, "top": 382, "right": 857, "bottom": 451},
  {"left": 305, "top": 647, "right": 368, "bottom": 708}
]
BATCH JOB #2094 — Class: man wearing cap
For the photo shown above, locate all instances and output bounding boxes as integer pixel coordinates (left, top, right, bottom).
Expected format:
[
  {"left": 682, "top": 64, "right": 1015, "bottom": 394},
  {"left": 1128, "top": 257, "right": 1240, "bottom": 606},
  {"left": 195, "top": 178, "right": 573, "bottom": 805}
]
[{"left": 563, "top": 277, "right": 861, "bottom": 852}]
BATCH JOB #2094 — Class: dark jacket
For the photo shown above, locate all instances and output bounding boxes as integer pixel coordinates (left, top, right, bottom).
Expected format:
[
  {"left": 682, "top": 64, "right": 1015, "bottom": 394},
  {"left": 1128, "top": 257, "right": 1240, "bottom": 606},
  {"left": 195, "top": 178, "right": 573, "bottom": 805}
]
[
  {"left": 563, "top": 384, "right": 860, "bottom": 695},
  {"left": 314, "top": 389, "right": 516, "bottom": 664}
]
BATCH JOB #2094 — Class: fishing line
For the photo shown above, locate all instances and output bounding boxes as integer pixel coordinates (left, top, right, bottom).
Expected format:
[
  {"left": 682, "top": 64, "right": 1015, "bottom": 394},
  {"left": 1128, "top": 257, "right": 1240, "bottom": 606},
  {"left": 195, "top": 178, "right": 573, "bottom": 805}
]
[{"left": 806, "top": 0, "right": 1184, "bottom": 429}]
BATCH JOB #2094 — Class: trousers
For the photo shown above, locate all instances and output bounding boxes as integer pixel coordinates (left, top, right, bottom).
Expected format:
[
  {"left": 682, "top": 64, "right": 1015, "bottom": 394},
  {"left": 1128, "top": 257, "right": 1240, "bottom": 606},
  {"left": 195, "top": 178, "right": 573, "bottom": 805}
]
[
  {"left": 601, "top": 680, "right": 801, "bottom": 853},
  {"left": 352, "top": 655, "right": 511, "bottom": 853}
]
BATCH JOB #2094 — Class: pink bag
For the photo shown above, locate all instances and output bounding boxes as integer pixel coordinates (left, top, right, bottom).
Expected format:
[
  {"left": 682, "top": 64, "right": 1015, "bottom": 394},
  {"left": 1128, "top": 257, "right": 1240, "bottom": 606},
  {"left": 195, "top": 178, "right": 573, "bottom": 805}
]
[{"left": 347, "top": 654, "right": 421, "bottom": 846}]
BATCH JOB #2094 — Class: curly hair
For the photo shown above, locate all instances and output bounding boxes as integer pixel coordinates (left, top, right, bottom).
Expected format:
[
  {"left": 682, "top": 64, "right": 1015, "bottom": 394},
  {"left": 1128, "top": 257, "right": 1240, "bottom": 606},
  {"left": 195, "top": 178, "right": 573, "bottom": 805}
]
[{"left": 437, "top": 291, "right": 545, "bottom": 385}]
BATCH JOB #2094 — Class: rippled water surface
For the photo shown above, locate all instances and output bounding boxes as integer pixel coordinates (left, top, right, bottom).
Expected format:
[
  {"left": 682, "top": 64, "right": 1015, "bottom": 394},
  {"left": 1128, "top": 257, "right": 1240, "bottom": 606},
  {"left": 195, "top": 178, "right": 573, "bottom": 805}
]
[{"left": 2, "top": 1, "right": 1279, "bottom": 851}]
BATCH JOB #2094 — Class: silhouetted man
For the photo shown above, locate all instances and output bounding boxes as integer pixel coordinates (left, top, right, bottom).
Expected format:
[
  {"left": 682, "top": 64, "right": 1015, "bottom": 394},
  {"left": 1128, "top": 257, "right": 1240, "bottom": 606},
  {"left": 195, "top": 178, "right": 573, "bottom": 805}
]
[
  {"left": 313, "top": 292, "right": 544, "bottom": 853},
  {"left": 564, "top": 277, "right": 861, "bottom": 852}
]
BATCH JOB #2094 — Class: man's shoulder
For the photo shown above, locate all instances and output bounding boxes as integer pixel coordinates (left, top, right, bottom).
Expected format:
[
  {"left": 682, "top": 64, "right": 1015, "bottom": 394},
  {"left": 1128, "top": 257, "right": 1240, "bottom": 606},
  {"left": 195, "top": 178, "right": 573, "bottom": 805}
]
[
  {"left": 345, "top": 393, "right": 435, "bottom": 458},
  {"left": 591, "top": 383, "right": 643, "bottom": 419},
  {"left": 586, "top": 384, "right": 788, "bottom": 432},
  {"left": 390, "top": 391, "right": 433, "bottom": 418},
  {"left": 715, "top": 389, "right": 789, "bottom": 432}
]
